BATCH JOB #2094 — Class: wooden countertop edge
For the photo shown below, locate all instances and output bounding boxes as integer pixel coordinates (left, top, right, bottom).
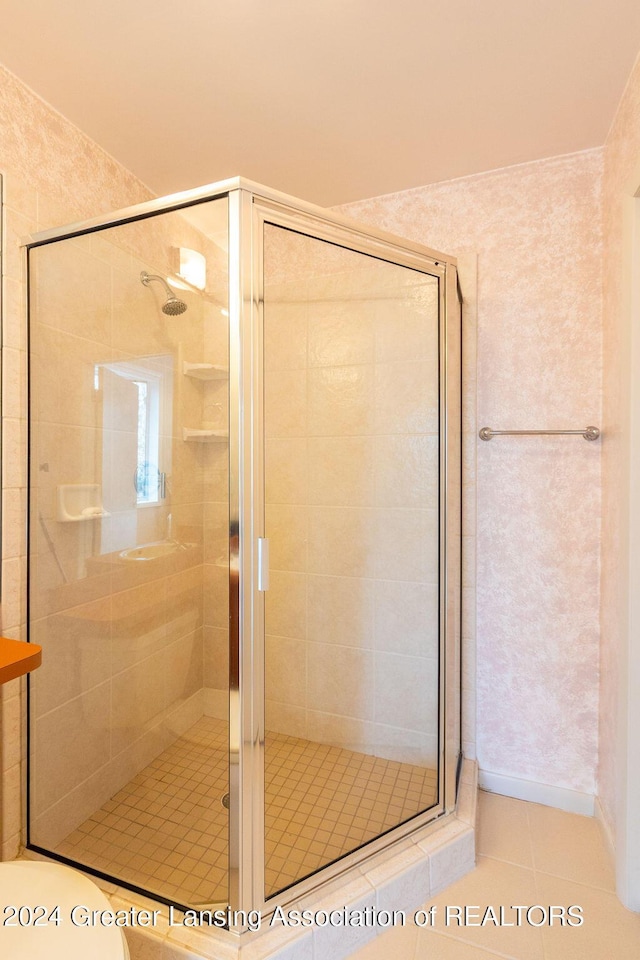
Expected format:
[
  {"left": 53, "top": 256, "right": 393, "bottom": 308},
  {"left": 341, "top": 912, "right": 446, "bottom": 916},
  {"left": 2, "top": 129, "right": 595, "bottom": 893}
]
[{"left": 0, "top": 637, "right": 42, "bottom": 685}]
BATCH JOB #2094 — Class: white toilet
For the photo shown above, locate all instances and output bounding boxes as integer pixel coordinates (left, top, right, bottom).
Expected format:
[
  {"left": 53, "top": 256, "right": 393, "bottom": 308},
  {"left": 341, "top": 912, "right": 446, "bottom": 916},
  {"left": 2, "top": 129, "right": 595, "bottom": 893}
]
[{"left": 0, "top": 861, "right": 130, "bottom": 958}]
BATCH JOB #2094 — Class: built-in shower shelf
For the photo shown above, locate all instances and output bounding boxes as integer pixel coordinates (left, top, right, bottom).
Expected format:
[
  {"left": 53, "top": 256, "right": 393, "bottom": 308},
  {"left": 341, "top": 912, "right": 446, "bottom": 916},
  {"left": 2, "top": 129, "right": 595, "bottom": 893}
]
[
  {"left": 183, "top": 427, "right": 228, "bottom": 442},
  {"left": 183, "top": 361, "right": 228, "bottom": 381},
  {"left": 56, "top": 484, "right": 110, "bottom": 522}
]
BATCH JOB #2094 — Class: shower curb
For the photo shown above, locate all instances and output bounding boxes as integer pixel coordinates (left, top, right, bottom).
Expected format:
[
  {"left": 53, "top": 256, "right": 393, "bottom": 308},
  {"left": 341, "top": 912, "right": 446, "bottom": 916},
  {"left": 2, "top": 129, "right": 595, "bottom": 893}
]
[{"left": 106, "top": 758, "right": 477, "bottom": 960}]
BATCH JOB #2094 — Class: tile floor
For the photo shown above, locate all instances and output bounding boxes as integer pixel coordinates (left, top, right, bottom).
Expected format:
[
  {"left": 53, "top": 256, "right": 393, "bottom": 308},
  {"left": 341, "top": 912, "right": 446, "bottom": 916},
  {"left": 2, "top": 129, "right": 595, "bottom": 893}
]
[
  {"left": 265, "top": 728, "right": 437, "bottom": 897},
  {"left": 57, "top": 717, "right": 229, "bottom": 906},
  {"left": 56, "top": 716, "right": 437, "bottom": 907},
  {"left": 349, "top": 791, "right": 640, "bottom": 960}
]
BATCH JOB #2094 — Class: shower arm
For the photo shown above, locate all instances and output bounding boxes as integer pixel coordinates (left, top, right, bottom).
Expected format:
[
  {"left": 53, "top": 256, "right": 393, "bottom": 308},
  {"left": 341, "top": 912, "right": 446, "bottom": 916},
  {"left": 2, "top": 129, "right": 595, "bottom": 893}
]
[{"left": 140, "top": 271, "right": 175, "bottom": 298}]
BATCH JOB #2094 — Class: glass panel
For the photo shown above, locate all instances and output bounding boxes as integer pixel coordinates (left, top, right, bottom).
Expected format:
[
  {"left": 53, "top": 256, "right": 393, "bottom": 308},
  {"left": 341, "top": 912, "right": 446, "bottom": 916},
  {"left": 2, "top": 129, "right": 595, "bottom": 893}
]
[
  {"left": 28, "top": 196, "right": 231, "bottom": 909},
  {"left": 263, "top": 224, "right": 440, "bottom": 898}
]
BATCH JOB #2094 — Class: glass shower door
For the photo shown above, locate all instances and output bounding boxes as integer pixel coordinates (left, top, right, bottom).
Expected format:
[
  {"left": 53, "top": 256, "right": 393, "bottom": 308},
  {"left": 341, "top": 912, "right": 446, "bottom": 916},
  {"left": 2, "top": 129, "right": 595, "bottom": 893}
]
[
  {"left": 262, "top": 222, "right": 442, "bottom": 897},
  {"left": 27, "top": 195, "right": 232, "bottom": 910}
]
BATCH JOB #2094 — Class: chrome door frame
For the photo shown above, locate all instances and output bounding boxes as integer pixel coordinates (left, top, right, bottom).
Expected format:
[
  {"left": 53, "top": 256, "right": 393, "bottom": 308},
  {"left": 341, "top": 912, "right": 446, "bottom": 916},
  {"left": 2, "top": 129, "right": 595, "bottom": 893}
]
[{"left": 229, "top": 183, "right": 461, "bottom": 924}]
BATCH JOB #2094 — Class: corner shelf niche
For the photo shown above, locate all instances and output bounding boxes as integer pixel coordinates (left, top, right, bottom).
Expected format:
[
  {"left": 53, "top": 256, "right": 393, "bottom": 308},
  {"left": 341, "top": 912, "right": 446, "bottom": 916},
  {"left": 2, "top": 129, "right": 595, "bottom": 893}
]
[
  {"left": 183, "top": 361, "right": 228, "bottom": 381},
  {"left": 182, "top": 427, "right": 228, "bottom": 443}
]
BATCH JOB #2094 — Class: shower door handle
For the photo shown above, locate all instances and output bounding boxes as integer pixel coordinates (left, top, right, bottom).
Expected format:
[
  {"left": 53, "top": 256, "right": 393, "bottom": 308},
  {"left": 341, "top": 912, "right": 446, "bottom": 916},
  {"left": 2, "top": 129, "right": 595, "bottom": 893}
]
[{"left": 257, "top": 538, "right": 270, "bottom": 591}]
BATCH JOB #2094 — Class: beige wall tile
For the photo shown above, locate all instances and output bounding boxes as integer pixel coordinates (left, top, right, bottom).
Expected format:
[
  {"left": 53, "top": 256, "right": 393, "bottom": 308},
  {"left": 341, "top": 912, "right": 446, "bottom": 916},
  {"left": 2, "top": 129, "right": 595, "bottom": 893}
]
[
  {"left": 266, "top": 503, "right": 308, "bottom": 573},
  {"left": 31, "top": 601, "right": 112, "bottom": 717},
  {"left": 307, "top": 574, "right": 374, "bottom": 648},
  {"left": 3, "top": 277, "right": 27, "bottom": 351},
  {"left": 111, "top": 580, "right": 167, "bottom": 669},
  {"left": 374, "top": 361, "right": 438, "bottom": 435},
  {"left": 265, "top": 368, "right": 308, "bottom": 438},
  {"left": 374, "top": 580, "right": 438, "bottom": 657},
  {"left": 264, "top": 300, "right": 308, "bottom": 371},
  {"left": 374, "top": 434, "right": 438, "bottom": 508},
  {"left": 308, "top": 365, "right": 375, "bottom": 437},
  {"left": 165, "top": 564, "right": 204, "bottom": 642},
  {"left": 204, "top": 500, "right": 229, "bottom": 564},
  {"left": 307, "top": 300, "right": 375, "bottom": 367},
  {"left": 308, "top": 506, "right": 377, "bottom": 578},
  {"left": 33, "top": 681, "right": 111, "bottom": 815},
  {"left": 266, "top": 635, "right": 307, "bottom": 708},
  {"left": 31, "top": 239, "right": 112, "bottom": 345},
  {"left": 1, "top": 557, "right": 25, "bottom": 631},
  {"left": 111, "top": 652, "right": 166, "bottom": 756},
  {"left": 308, "top": 437, "right": 376, "bottom": 507},
  {"left": 374, "top": 508, "right": 438, "bottom": 582},
  {"left": 307, "top": 644, "right": 375, "bottom": 721},
  {"left": 3, "top": 208, "right": 37, "bottom": 283},
  {"left": 2, "top": 347, "right": 25, "bottom": 420},
  {"left": 165, "top": 631, "right": 204, "bottom": 709},
  {"left": 306, "top": 711, "right": 375, "bottom": 752},
  {"left": 204, "top": 626, "right": 229, "bottom": 690},
  {"left": 374, "top": 651, "right": 438, "bottom": 732},
  {"left": 0, "top": 764, "right": 22, "bottom": 843},
  {"left": 265, "top": 570, "right": 307, "bottom": 640},
  {"left": 265, "top": 699, "right": 307, "bottom": 738},
  {"left": 2, "top": 417, "right": 26, "bottom": 489},
  {"left": 373, "top": 723, "right": 437, "bottom": 766},
  {"left": 203, "top": 562, "right": 229, "bottom": 629},
  {"left": 266, "top": 437, "right": 308, "bottom": 504},
  {"left": 1, "top": 693, "right": 22, "bottom": 772},
  {"left": 374, "top": 286, "right": 439, "bottom": 364}
]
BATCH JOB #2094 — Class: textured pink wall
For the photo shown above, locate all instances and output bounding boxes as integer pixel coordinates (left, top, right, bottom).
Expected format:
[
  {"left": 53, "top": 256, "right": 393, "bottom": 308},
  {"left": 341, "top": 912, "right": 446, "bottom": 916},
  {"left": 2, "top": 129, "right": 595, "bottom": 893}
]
[{"left": 337, "top": 150, "right": 603, "bottom": 794}]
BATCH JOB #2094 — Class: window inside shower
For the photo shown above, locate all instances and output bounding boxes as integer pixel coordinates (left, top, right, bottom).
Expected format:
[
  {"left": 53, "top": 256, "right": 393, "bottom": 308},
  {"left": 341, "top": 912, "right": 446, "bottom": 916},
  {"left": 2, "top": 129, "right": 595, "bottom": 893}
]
[{"left": 25, "top": 183, "right": 460, "bottom": 916}]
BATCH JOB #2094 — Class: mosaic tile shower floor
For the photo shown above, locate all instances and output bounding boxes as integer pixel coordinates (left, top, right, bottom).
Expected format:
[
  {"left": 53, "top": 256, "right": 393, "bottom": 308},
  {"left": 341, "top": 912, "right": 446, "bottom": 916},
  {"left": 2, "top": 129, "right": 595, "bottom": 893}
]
[{"left": 57, "top": 716, "right": 437, "bottom": 906}]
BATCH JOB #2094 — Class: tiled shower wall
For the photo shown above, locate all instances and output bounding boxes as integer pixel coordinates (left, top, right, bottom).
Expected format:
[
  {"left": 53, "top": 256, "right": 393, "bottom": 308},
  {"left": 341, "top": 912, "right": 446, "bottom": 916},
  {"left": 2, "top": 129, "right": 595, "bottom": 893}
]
[
  {"left": 263, "top": 231, "right": 443, "bottom": 767},
  {"left": 25, "top": 211, "right": 227, "bottom": 846}
]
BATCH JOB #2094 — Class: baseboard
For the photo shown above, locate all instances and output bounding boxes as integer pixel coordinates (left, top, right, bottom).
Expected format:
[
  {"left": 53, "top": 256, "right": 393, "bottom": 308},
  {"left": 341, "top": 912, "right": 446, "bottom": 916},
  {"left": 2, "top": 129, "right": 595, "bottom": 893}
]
[{"left": 478, "top": 769, "right": 595, "bottom": 816}]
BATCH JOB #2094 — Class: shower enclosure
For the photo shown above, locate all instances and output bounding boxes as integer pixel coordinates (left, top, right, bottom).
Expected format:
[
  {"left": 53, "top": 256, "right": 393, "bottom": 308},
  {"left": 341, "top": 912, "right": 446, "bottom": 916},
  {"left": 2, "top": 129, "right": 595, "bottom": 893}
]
[{"left": 25, "top": 178, "right": 461, "bottom": 920}]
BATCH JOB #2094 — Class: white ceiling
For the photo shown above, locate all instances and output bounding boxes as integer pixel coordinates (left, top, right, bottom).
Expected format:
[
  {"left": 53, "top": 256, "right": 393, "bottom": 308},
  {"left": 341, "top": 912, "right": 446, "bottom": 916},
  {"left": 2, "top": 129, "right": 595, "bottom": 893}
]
[{"left": 1, "top": 0, "right": 640, "bottom": 206}]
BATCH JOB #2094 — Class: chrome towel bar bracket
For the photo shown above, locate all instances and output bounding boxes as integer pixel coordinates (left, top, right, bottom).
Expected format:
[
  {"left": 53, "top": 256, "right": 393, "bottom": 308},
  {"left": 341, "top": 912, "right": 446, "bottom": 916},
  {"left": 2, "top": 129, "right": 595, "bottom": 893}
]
[{"left": 479, "top": 426, "right": 600, "bottom": 441}]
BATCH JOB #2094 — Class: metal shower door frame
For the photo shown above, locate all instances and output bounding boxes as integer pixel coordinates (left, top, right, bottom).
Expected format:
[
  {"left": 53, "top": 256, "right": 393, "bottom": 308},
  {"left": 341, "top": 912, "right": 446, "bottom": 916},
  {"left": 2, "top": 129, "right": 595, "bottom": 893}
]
[{"left": 227, "top": 183, "right": 462, "bottom": 923}]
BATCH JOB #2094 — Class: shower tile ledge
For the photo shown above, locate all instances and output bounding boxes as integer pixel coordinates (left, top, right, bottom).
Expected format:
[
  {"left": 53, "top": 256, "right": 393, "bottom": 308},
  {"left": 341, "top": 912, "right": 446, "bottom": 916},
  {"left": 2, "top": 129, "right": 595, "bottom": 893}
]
[{"left": 23, "top": 759, "right": 477, "bottom": 960}]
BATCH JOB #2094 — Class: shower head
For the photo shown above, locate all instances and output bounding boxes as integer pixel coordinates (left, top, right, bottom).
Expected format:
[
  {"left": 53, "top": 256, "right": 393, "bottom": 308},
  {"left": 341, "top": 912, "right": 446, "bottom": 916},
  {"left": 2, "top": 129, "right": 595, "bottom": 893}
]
[{"left": 140, "top": 271, "right": 188, "bottom": 316}]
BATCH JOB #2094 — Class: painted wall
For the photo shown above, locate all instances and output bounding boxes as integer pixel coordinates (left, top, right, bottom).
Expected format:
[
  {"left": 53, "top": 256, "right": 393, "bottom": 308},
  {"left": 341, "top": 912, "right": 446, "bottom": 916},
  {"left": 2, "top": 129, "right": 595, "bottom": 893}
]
[
  {"left": 599, "top": 49, "right": 640, "bottom": 906},
  {"left": 338, "top": 149, "right": 604, "bottom": 800}
]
